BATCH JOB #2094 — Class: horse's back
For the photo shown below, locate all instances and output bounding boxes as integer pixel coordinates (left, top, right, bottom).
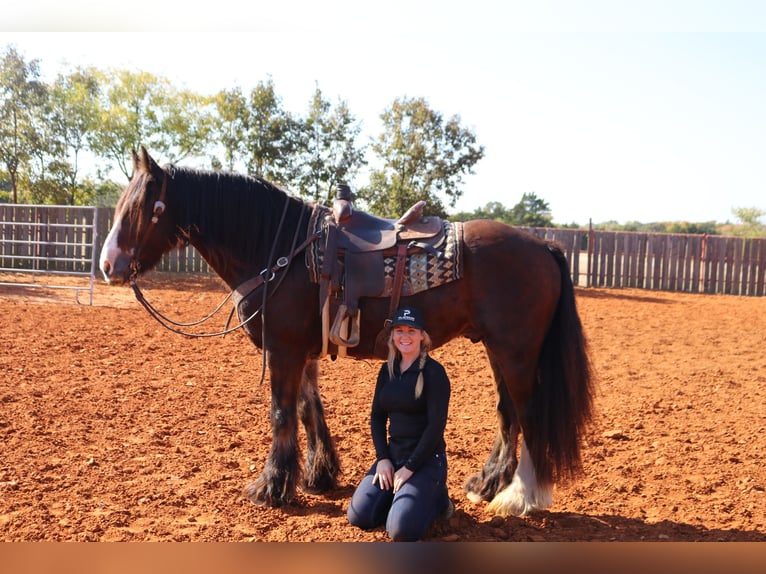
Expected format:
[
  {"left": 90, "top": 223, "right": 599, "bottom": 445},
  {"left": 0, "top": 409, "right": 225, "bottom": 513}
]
[{"left": 461, "top": 219, "right": 562, "bottom": 297}]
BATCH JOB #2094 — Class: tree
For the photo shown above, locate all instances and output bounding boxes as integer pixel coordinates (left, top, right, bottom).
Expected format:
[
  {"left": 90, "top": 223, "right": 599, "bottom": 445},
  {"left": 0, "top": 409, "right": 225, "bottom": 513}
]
[
  {"left": 474, "top": 201, "right": 515, "bottom": 223},
  {"left": 27, "top": 67, "right": 102, "bottom": 205},
  {"left": 88, "top": 69, "right": 213, "bottom": 180},
  {"left": 211, "top": 86, "right": 248, "bottom": 172},
  {"left": 293, "top": 85, "right": 367, "bottom": 204},
  {"left": 241, "top": 77, "right": 301, "bottom": 186},
  {"left": 357, "top": 96, "right": 484, "bottom": 219},
  {"left": 731, "top": 206, "right": 765, "bottom": 237},
  {"left": 154, "top": 87, "right": 214, "bottom": 165},
  {"left": 451, "top": 196, "right": 554, "bottom": 226},
  {"left": 509, "top": 192, "right": 553, "bottom": 227},
  {"left": 666, "top": 221, "right": 719, "bottom": 235},
  {"left": 87, "top": 69, "right": 163, "bottom": 179},
  {"left": 0, "top": 45, "right": 47, "bottom": 203}
]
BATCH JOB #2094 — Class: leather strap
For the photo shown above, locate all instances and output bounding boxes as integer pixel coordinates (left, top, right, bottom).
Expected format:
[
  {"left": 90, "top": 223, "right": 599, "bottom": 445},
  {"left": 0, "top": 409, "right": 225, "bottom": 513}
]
[{"left": 387, "top": 243, "right": 408, "bottom": 320}]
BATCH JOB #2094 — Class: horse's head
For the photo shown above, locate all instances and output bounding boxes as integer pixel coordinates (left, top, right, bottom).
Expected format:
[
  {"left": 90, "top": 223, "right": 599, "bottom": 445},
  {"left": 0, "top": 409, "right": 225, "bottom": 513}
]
[{"left": 100, "top": 147, "right": 179, "bottom": 285}]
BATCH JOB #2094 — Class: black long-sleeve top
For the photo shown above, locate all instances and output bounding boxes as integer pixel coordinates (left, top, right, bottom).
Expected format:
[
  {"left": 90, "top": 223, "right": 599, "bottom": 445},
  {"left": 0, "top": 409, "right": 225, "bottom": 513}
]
[{"left": 370, "top": 355, "right": 451, "bottom": 472}]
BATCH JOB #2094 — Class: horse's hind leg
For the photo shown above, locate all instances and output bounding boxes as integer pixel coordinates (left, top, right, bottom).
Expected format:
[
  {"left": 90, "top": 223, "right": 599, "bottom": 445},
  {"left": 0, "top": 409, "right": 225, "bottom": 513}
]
[
  {"left": 475, "top": 347, "right": 553, "bottom": 516},
  {"left": 486, "top": 437, "right": 553, "bottom": 517},
  {"left": 298, "top": 360, "right": 340, "bottom": 494},
  {"left": 243, "top": 356, "right": 304, "bottom": 507},
  {"left": 464, "top": 355, "right": 519, "bottom": 503}
]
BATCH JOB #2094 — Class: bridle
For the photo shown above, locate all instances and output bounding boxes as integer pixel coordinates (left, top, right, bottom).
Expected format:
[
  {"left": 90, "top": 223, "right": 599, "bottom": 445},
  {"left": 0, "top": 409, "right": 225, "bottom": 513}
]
[
  {"left": 129, "top": 169, "right": 170, "bottom": 280},
  {"left": 126, "top": 168, "right": 320, "bottom": 382}
]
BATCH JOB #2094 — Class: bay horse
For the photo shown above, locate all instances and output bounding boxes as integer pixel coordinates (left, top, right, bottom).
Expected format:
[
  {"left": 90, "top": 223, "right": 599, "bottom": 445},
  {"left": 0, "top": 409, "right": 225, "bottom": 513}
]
[{"left": 99, "top": 147, "right": 594, "bottom": 517}]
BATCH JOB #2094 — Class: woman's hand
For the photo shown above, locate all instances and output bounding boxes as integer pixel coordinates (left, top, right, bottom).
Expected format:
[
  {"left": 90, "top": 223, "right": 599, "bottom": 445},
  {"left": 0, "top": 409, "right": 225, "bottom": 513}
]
[
  {"left": 373, "top": 459, "right": 394, "bottom": 490},
  {"left": 393, "top": 466, "right": 413, "bottom": 493}
]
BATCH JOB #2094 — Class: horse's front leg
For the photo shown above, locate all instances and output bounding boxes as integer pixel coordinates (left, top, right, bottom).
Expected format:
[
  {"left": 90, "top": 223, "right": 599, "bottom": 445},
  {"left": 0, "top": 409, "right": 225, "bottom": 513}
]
[
  {"left": 298, "top": 360, "right": 340, "bottom": 494},
  {"left": 243, "top": 356, "right": 304, "bottom": 507}
]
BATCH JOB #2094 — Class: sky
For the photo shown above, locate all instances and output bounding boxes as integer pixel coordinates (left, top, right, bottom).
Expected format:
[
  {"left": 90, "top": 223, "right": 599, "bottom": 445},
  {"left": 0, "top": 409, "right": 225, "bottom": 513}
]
[{"left": 3, "top": 1, "right": 766, "bottom": 225}]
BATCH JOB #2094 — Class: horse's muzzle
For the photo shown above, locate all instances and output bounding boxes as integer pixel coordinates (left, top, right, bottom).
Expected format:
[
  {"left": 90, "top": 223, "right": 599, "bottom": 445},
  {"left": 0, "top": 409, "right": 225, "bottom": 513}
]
[{"left": 100, "top": 254, "right": 133, "bottom": 285}]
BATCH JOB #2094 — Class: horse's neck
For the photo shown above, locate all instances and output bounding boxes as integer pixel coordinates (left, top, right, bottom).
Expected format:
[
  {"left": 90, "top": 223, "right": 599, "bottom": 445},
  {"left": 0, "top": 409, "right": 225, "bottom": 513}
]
[{"left": 181, "top": 175, "right": 304, "bottom": 289}]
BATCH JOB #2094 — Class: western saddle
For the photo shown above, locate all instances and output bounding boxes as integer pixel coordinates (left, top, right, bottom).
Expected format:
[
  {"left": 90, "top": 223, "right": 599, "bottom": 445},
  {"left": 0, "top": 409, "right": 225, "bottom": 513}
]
[{"left": 320, "top": 184, "right": 445, "bottom": 356}]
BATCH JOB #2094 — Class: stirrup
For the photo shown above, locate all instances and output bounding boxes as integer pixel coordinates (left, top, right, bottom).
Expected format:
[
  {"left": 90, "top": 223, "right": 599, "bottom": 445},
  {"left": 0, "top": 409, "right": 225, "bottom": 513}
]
[{"left": 329, "top": 304, "right": 361, "bottom": 348}]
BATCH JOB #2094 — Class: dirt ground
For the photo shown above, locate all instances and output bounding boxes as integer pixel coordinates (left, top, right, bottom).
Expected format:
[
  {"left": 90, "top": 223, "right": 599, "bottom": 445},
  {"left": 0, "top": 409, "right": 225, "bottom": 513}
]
[{"left": 1, "top": 272, "right": 765, "bottom": 542}]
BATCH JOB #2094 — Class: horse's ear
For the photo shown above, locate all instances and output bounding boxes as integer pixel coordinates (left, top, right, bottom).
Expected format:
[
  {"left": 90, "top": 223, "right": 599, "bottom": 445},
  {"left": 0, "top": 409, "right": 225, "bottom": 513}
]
[{"left": 136, "top": 146, "right": 161, "bottom": 176}]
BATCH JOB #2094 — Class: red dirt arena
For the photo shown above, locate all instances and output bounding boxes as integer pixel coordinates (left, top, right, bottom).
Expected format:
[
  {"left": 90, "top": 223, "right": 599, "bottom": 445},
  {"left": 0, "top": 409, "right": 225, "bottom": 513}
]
[{"left": 1, "top": 273, "right": 765, "bottom": 542}]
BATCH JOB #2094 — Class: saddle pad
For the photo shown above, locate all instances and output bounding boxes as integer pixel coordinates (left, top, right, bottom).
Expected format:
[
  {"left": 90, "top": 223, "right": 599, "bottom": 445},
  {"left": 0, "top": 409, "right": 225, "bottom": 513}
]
[{"left": 382, "top": 220, "right": 464, "bottom": 295}]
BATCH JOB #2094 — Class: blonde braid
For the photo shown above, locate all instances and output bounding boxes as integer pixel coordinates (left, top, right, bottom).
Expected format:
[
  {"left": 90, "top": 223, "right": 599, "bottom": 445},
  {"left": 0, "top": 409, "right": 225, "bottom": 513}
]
[{"left": 414, "top": 352, "right": 427, "bottom": 399}]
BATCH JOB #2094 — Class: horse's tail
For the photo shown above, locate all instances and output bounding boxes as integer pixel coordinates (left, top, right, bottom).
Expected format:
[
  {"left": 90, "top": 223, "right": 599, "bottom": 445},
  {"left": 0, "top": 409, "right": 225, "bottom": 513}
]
[{"left": 527, "top": 243, "right": 595, "bottom": 485}]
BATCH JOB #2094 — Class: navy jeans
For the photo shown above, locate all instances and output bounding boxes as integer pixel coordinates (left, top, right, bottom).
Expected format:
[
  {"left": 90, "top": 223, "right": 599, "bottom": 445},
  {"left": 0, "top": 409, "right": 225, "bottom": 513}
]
[{"left": 347, "top": 452, "right": 450, "bottom": 541}]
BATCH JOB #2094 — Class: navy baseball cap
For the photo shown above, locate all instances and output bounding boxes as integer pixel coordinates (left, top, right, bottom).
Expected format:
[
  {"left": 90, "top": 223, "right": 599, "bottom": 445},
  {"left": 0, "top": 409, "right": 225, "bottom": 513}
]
[{"left": 390, "top": 307, "right": 424, "bottom": 330}]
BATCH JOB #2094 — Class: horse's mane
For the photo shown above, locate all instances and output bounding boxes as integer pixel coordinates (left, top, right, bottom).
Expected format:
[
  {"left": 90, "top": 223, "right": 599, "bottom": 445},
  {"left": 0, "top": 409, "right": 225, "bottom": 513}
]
[{"left": 169, "top": 165, "right": 313, "bottom": 277}]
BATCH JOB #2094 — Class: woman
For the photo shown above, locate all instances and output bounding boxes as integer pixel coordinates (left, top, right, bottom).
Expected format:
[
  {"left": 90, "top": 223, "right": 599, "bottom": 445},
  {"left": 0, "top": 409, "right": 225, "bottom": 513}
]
[{"left": 347, "top": 306, "right": 453, "bottom": 541}]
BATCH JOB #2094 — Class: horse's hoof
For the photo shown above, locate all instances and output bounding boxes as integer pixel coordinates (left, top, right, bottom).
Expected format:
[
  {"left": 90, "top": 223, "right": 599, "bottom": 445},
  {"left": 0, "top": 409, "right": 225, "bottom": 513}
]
[
  {"left": 463, "top": 472, "right": 481, "bottom": 493},
  {"left": 242, "top": 480, "right": 286, "bottom": 507},
  {"left": 463, "top": 473, "right": 495, "bottom": 503},
  {"left": 299, "top": 484, "right": 324, "bottom": 495},
  {"left": 300, "top": 474, "right": 336, "bottom": 495}
]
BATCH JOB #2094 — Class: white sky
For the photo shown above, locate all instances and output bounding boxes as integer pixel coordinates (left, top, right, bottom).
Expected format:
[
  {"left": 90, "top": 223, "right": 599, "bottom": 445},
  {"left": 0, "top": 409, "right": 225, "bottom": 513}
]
[{"left": 3, "top": 1, "right": 766, "bottom": 225}]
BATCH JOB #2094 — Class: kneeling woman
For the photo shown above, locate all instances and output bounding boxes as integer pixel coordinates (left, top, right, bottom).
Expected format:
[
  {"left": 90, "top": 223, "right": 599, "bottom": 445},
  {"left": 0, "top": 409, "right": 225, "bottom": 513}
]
[{"left": 347, "top": 307, "right": 453, "bottom": 541}]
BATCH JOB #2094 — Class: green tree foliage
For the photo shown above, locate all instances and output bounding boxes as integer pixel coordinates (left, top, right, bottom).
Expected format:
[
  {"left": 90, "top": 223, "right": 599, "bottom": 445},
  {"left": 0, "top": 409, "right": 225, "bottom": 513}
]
[
  {"left": 508, "top": 192, "right": 553, "bottom": 227},
  {"left": 594, "top": 220, "right": 720, "bottom": 234},
  {"left": 241, "top": 77, "right": 301, "bottom": 186},
  {"left": 0, "top": 45, "right": 47, "bottom": 203},
  {"left": 155, "top": 87, "right": 214, "bottom": 166},
  {"left": 731, "top": 206, "right": 765, "bottom": 237},
  {"left": 87, "top": 69, "right": 164, "bottom": 179},
  {"left": 665, "top": 221, "right": 719, "bottom": 235},
  {"left": 451, "top": 201, "right": 515, "bottom": 224},
  {"left": 29, "top": 67, "right": 101, "bottom": 205},
  {"left": 2, "top": 45, "right": 483, "bottom": 213},
  {"left": 293, "top": 85, "right": 366, "bottom": 205},
  {"left": 357, "top": 96, "right": 484, "bottom": 219},
  {"left": 0, "top": 167, "right": 11, "bottom": 202},
  {"left": 211, "top": 86, "right": 248, "bottom": 172},
  {"left": 3, "top": 41, "right": 754, "bottom": 235},
  {"left": 88, "top": 69, "right": 212, "bottom": 180},
  {"left": 473, "top": 201, "right": 514, "bottom": 222}
]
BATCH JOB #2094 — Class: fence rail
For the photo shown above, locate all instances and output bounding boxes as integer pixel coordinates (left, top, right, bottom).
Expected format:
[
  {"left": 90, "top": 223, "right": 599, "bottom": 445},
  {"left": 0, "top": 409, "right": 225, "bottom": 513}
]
[{"left": 1, "top": 206, "right": 764, "bottom": 300}]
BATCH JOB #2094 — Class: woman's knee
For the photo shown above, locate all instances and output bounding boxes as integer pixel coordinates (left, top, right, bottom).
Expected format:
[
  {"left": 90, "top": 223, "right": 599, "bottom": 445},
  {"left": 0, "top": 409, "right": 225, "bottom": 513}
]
[
  {"left": 386, "top": 516, "right": 427, "bottom": 542},
  {"left": 385, "top": 501, "right": 431, "bottom": 541},
  {"left": 347, "top": 478, "right": 390, "bottom": 530},
  {"left": 347, "top": 501, "right": 376, "bottom": 530}
]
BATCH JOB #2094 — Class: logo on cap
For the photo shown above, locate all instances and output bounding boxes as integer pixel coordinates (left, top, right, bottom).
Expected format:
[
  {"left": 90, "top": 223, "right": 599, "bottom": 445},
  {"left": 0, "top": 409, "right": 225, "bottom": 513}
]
[{"left": 398, "top": 310, "right": 414, "bottom": 321}]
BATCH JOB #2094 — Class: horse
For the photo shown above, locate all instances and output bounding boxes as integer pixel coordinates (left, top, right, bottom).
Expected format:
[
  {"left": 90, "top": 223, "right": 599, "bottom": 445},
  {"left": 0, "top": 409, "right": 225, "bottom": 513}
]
[{"left": 99, "top": 147, "right": 594, "bottom": 517}]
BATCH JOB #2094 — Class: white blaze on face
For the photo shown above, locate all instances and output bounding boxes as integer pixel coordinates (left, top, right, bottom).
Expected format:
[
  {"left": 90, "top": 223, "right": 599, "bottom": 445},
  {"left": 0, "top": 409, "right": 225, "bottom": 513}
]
[{"left": 99, "top": 218, "right": 125, "bottom": 282}]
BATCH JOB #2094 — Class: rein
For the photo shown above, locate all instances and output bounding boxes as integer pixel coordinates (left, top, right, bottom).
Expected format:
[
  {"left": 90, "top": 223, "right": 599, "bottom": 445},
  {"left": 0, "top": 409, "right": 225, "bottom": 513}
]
[
  {"left": 130, "top": 279, "right": 255, "bottom": 337},
  {"left": 129, "top": 228, "right": 320, "bottom": 335},
  {"left": 129, "top": 210, "right": 319, "bottom": 338}
]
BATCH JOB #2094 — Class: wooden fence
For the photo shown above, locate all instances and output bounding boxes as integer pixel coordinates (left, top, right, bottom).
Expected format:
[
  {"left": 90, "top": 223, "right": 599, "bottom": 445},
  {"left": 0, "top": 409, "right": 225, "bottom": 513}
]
[
  {"left": 523, "top": 227, "right": 766, "bottom": 296},
  {"left": 1, "top": 206, "right": 764, "bottom": 298}
]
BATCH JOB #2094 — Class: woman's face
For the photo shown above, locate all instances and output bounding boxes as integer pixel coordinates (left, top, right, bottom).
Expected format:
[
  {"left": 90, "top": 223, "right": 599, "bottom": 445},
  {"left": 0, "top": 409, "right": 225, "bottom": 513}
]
[{"left": 392, "top": 325, "right": 424, "bottom": 358}]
